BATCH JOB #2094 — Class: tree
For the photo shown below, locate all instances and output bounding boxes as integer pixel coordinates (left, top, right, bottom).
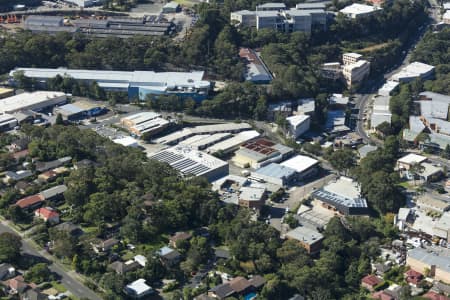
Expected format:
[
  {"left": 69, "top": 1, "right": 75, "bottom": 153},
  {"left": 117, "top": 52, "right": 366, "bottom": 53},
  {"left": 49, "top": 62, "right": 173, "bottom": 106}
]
[
  {"left": 442, "top": 144, "right": 450, "bottom": 160},
  {"left": 329, "top": 149, "right": 356, "bottom": 175},
  {"left": 376, "top": 121, "right": 393, "bottom": 138},
  {"left": 25, "top": 263, "right": 51, "bottom": 284},
  {"left": 0, "top": 232, "right": 21, "bottom": 263},
  {"left": 55, "top": 113, "right": 64, "bottom": 125}
]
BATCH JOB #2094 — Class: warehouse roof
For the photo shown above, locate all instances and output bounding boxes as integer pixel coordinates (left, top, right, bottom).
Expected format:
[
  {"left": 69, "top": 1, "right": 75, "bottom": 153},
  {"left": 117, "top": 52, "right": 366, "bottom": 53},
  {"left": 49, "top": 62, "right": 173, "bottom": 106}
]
[
  {"left": 280, "top": 155, "right": 319, "bottom": 173},
  {"left": 296, "top": 2, "right": 326, "bottom": 9},
  {"left": 10, "top": 68, "right": 210, "bottom": 91},
  {"left": 163, "top": 1, "right": 180, "bottom": 9},
  {"left": 397, "top": 153, "right": 427, "bottom": 165},
  {"left": 297, "top": 99, "right": 315, "bottom": 115},
  {"left": 56, "top": 104, "right": 84, "bottom": 116},
  {"left": 0, "top": 91, "right": 66, "bottom": 114},
  {"left": 391, "top": 62, "right": 435, "bottom": 81},
  {"left": 408, "top": 248, "right": 450, "bottom": 274},
  {"left": 416, "top": 195, "right": 450, "bottom": 211},
  {"left": 313, "top": 176, "right": 367, "bottom": 209},
  {"left": 286, "top": 115, "right": 310, "bottom": 127},
  {"left": 285, "top": 226, "right": 324, "bottom": 244},
  {"left": 121, "top": 111, "right": 161, "bottom": 125},
  {"left": 132, "top": 118, "right": 169, "bottom": 135},
  {"left": 206, "top": 130, "right": 260, "bottom": 153},
  {"left": 418, "top": 92, "right": 450, "bottom": 120},
  {"left": 340, "top": 3, "right": 381, "bottom": 15},
  {"left": 113, "top": 136, "right": 139, "bottom": 147},
  {"left": 150, "top": 145, "right": 228, "bottom": 177},
  {"left": 378, "top": 81, "right": 399, "bottom": 95},
  {"left": 409, "top": 116, "right": 426, "bottom": 133},
  {"left": 187, "top": 133, "right": 232, "bottom": 149},
  {"left": 329, "top": 94, "right": 349, "bottom": 106},
  {"left": 253, "top": 163, "right": 296, "bottom": 179},
  {"left": 155, "top": 123, "right": 252, "bottom": 145},
  {"left": 239, "top": 186, "right": 266, "bottom": 202},
  {"left": 257, "top": 2, "right": 286, "bottom": 9}
]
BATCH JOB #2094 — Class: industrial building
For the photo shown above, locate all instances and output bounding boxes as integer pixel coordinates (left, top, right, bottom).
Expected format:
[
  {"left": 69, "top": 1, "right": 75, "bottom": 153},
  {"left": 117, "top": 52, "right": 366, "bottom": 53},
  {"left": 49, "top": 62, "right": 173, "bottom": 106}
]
[
  {"left": 286, "top": 115, "right": 310, "bottom": 138},
  {"left": 256, "top": 3, "right": 286, "bottom": 11},
  {"left": 155, "top": 123, "right": 252, "bottom": 145},
  {"left": 370, "top": 95, "right": 392, "bottom": 130},
  {"left": 378, "top": 81, "right": 399, "bottom": 96},
  {"left": 179, "top": 133, "right": 232, "bottom": 150},
  {"left": 232, "top": 138, "right": 293, "bottom": 169},
  {"left": 238, "top": 186, "right": 266, "bottom": 209},
  {"left": 391, "top": 62, "right": 435, "bottom": 83},
  {"left": 120, "top": 112, "right": 169, "bottom": 137},
  {"left": 312, "top": 176, "right": 369, "bottom": 216},
  {"left": 239, "top": 48, "right": 273, "bottom": 83},
  {"left": 296, "top": 99, "right": 315, "bottom": 115},
  {"left": 252, "top": 163, "right": 297, "bottom": 186},
  {"left": 0, "top": 114, "right": 18, "bottom": 132},
  {"left": 65, "top": 0, "right": 104, "bottom": 7},
  {"left": 407, "top": 248, "right": 450, "bottom": 284},
  {"left": 53, "top": 100, "right": 105, "bottom": 121},
  {"left": 0, "top": 88, "right": 14, "bottom": 99},
  {"left": 112, "top": 136, "right": 139, "bottom": 148},
  {"left": 24, "top": 15, "right": 175, "bottom": 38},
  {"left": 339, "top": 3, "right": 382, "bottom": 19},
  {"left": 150, "top": 145, "right": 229, "bottom": 182},
  {"left": 280, "top": 155, "right": 319, "bottom": 179},
  {"left": 206, "top": 130, "right": 260, "bottom": 154},
  {"left": 10, "top": 68, "right": 210, "bottom": 101},
  {"left": 0, "top": 91, "right": 67, "bottom": 114},
  {"left": 162, "top": 1, "right": 181, "bottom": 13},
  {"left": 285, "top": 226, "right": 324, "bottom": 254}
]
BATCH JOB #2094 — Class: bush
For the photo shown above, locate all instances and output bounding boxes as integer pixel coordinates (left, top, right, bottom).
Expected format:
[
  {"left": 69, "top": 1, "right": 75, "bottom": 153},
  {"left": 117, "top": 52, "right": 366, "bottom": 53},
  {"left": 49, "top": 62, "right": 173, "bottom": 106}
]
[{"left": 374, "top": 281, "right": 389, "bottom": 291}]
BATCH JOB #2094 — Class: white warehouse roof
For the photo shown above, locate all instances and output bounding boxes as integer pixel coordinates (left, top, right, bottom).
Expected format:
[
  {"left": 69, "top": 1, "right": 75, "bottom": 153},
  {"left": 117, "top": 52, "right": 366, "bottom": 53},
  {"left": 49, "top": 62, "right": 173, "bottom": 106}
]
[
  {"left": 0, "top": 91, "right": 66, "bottom": 114},
  {"left": 397, "top": 153, "right": 427, "bottom": 165},
  {"left": 340, "top": 3, "right": 381, "bottom": 15},
  {"left": 150, "top": 145, "right": 228, "bottom": 178},
  {"left": 391, "top": 62, "right": 435, "bottom": 82},
  {"left": 280, "top": 155, "right": 319, "bottom": 173},
  {"left": 113, "top": 136, "right": 139, "bottom": 147}
]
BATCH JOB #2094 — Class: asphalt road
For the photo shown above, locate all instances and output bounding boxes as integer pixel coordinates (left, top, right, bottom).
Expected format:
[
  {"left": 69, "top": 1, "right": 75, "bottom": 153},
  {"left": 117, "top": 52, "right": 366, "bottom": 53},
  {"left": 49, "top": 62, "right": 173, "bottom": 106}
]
[
  {"left": 355, "top": 7, "right": 435, "bottom": 145},
  {"left": 0, "top": 222, "right": 102, "bottom": 300}
]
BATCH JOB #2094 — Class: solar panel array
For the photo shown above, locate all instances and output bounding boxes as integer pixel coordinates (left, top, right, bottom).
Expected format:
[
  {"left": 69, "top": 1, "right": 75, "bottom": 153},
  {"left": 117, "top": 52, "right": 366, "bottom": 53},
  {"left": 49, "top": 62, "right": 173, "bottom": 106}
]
[
  {"left": 313, "top": 189, "right": 367, "bottom": 208},
  {"left": 151, "top": 150, "right": 213, "bottom": 176},
  {"left": 151, "top": 151, "right": 184, "bottom": 164}
]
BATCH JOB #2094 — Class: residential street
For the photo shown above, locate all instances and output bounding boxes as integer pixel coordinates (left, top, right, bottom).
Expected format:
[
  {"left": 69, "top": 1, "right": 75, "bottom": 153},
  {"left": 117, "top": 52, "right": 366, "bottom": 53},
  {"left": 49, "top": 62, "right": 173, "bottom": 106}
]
[{"left": 0, "top": 221, "right": 102, "bottom": 300}]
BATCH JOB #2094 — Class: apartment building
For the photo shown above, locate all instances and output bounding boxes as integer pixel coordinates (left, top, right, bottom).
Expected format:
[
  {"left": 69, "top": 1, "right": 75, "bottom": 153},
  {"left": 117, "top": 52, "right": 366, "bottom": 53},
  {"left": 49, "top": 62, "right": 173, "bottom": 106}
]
[{"left": 343, "top": 60, "right": 371, "bottom": 87}]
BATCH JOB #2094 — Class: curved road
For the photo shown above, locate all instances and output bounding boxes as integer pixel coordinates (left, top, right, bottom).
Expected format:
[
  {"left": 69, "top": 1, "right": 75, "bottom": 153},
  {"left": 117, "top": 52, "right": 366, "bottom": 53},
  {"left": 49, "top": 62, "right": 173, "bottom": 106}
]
[
  {"left": 355, "top": 5, "right": 437, "bottom": 144},
  {"left": 0, "top": 221, "right": 102, "bottom": 300}
]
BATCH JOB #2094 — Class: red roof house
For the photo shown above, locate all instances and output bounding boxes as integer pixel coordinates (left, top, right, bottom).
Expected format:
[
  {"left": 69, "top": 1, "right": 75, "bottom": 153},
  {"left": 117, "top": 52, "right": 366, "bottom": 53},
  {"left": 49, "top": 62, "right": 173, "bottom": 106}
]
[
  {"left": 7, "top": 275, "right": 28, "bottom": 294},
  {"left": 12, "top": 149, "right": 29, "bottom": 161},
  {"left": 423, "top": 291, "right": 450, "bottom": 300},
  {"left": 34, "top": 207, "right": 60, "bottom": 224},
  {"left": 16, "top": 194, "right": 44, "bottom": 209},
  {"left": 361, "top": 274, "right": 382, "bottom": 291},
  {"left": 405, "top": 269, "right": 423, "bottom": 285},
  {"left": 372, "top": 291, "right": 395, "bottom": 300}
]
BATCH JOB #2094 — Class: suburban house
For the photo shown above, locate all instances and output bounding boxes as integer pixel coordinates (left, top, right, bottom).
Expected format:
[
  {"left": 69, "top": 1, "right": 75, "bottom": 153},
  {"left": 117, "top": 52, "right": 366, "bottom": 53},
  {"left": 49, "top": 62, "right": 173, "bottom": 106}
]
[
  {"left": 92, "top": 238, "right": 119, "bottom": 254},
  {"left": 207, "top": 275, "right": 266, "bottom": 299},
  {"left": 39, "top": 185, "right": 67, "bottom": 202},
  {"left": 134, "top": 255, "right": 147, "bottom": 267},
  {"left": 7, "top": 275, "right": 29, "bottom": 294},
  {"left": 124, "top": 279, "right": 154, "bottom": 299},
  {"left": 157, "top": 246, "right": 181, "bottom": 267},
  {"left": 0, "top": 263, "right": 15, "bottom": 280},
  {"left": 108, "top": 260, "right": 140, "bottom": 275},
  {"left": 15, "top": 194, "right": 44, "bottom": 211},
  {"left": 34, "top": 207, "right": 60, "bottom": 224},
  {"left": 361, "top": 274, "right": 382, "bottom": 291},
  {"left": 35, "top": 156, "right": 72, "bottom": 173},
  {"left": 404, "top": 269, "right": 423, "bottom": 286},
  {"left": 54, "top": 222, "right": 84, "bottom": 237},
  {"left": 169, "top": 232, "right": 192, "bottom": 248}
]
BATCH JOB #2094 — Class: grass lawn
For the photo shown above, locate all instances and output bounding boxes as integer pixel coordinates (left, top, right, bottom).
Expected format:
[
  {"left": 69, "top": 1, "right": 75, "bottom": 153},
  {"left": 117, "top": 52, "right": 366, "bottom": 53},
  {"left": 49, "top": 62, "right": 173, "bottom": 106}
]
[
  {"left": 398, "top": 181, "right": 412, "bottom": 189},
  {"left": 51, "top": 281, "right": 67, "bottom": 293}
]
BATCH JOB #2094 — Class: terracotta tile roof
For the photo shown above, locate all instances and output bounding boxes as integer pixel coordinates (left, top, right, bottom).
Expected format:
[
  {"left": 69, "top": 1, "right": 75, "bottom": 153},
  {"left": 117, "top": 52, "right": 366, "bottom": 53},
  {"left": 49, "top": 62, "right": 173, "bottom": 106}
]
[
  {"left": 361, "top": 274, "right": 382, "bottom": 287},
  {"left": 405, "top": 269, "right": 423, "bottom": 284},
  {"left": 16, "top": 194, "right": 44, "bottom": 209},
  {"left": 424, "top": 291, "right": 450, "bottom": 300},
  {"left": 12, "top": 149, "right": 29, "bottom": 160},
  {"left": 35, "top": 207, "right": 59, "bottom": 220},
  {"left": 8, "top": 275, "right": 27, "bottom": 292},
  {"left": 169, "top": 232, "right": 192, "bottom": 243},
  {"left": 372, "top": 291, "right": 395, "bottom": 300}
]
